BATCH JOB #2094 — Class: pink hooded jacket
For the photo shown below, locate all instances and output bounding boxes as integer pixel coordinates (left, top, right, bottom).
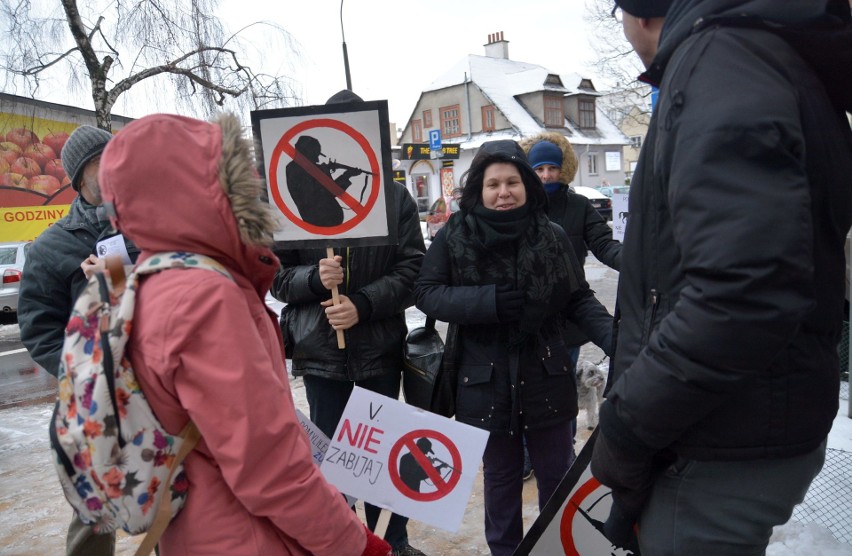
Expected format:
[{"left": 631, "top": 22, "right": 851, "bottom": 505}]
[{"left": 98, "top": 113, "right": 367, "bottom": 555}]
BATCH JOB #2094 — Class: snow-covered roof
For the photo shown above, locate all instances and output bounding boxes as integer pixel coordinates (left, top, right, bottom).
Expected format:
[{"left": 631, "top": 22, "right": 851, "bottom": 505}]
[{"left": 424, "top": 55, "right": 628, "bottom": 147}]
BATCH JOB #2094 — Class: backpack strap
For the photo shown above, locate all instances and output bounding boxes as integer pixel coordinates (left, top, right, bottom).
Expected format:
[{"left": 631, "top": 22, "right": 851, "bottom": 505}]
[
  {"left": 134, "top": 252, "right": 234, "bottom": 281},
  {"left": 127, "top": 252, "right": 229, "bottom": 554},
  {"left": 134, "top": 421, "right": 201, "bottom": 556}
]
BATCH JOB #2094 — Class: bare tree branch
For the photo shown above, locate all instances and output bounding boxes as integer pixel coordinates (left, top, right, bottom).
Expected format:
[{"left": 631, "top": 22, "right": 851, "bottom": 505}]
[
  {"left": 585, "top": 0, "right": 654, "bottom": 127},
  {"left": 0, "top": 0, "right": 301, "bottom": 130}
]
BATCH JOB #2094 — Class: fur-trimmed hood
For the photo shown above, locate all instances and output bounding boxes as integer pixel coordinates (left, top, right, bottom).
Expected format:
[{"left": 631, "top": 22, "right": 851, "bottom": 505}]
[
  {"left": 99, "top": 113, "right": 278, "bottom": 291},
  {"left": 518, "top": 132, "right": 579, "bottom": 186}
]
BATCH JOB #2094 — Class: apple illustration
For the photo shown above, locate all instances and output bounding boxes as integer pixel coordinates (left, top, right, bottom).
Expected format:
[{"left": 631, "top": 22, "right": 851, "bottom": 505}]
[
  {"left": 24, "top": 143, "right": 56, "bottom": 170},
  {"left": 29, "top": 174, "right": 62, "bottom": 196},
  {"left": 11, "top": 156, "right": 41, "bottom": 179},
  {"left": 0, "top": 159, "right": 9, "bottom": 175},
  {"left": 44, "top": 159, "right": 67, "bottom": 181},
  {"left": 5, "top": 128, "right": 38, "bottom": 151},
  {"left": 61, "top": 175, "right": 71, "bottom": 188},
  {"left": 0, "top": 172, "right": 29, "bottom": 189},
  {"left": 0, "top": 142, "right": 23, "bottom": 165},
  {"left": 42, "top": 131, "right": 70, "bottom": 157}
]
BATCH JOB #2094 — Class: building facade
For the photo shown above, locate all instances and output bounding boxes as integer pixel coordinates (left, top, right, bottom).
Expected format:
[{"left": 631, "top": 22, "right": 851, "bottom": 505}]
[{"left": 396, "top": 33, "right": 630, "bottom": 213}]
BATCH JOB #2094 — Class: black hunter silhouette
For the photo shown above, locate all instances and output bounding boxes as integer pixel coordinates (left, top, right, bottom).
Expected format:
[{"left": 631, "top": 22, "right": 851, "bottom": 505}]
[
  {"left": 399, "top": 438, "right": 452, "bottom": 493},
  {"left": 286, "top": 135, "right": 373, "bottom": 227}
]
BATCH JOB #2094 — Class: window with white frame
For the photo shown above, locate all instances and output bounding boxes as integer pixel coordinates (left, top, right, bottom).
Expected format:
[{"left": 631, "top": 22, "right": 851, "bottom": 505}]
[
  {"left": 588, "top": 153, "right": 599, "bottom": 175},
  {"left": 630, "top": 135, "right": 642, "bottom": 149},
  {"left": 482, "top": 105, "right": 495, "bottom": 131},
  {"left": 440, "top": 105, "right": 461, "bottom": 138},
  {"left": 412, "top": 119, "right": 422, "bottom": 142}
]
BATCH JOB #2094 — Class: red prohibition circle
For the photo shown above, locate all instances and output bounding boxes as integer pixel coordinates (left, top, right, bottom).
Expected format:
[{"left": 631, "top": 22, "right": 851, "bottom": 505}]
[
  {"left": 388, "top": 429, "right": 462, "bottom": 502},
  {"left": 268, "top": 118, "right": 381, "bottom": 235},
  {"left": 559, "top": 477, "right": 603, "bottom": 556}
]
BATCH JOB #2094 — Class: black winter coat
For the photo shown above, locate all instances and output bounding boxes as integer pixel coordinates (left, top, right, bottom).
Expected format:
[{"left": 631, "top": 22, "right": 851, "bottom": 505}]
[
  {"left": 547, "top": 186, "right": 622, "bottom": 271},
  {"left": 547, "top": 185, "right": 622, "bottom": 347},
  {"left": 415, "top": 222, "right": 612, "bottom": 435},
  {"left": 272, "top": 182, "right": 425, "bottom": 381},
  {"left": 606, "top": 0, "right": 852, "bottom": 463},
  {"left": 18, "top": 197, "right": 139, "bottom": 376}
]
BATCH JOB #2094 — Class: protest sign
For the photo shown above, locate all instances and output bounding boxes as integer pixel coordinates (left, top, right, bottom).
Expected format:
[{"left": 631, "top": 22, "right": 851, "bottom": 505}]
[{"left": 321, "top": 387, "right": 488, "bottom": 532}]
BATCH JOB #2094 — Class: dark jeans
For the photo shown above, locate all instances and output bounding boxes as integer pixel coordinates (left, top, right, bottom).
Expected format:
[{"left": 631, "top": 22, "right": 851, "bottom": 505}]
[
  {"left": 302, "top": 373, "right": 409, "bottom": 550},
  {"left": 639, "top": 440, "right": 827, "bottom": 555},
  {"left": 66, "top": 513, "right": 114, "bottom": 556},
  {"left": 482, "top": 421, "right": 575, "bottom": 556}
]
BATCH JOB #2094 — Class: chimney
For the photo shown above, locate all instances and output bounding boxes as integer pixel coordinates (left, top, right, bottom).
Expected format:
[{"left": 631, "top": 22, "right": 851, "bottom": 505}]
[{"left": 484, "top": 31, "right": 509, "bottom": 60}]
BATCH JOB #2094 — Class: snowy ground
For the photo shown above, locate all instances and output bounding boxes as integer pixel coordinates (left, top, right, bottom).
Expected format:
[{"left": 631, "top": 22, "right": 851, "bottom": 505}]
[{"left": 1, "top": 232, "right": 850, "bottom": 555}]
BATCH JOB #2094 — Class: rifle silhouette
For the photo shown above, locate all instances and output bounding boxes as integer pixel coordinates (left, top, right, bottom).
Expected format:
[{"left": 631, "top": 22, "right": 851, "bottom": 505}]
[
  {"left": 572, "top": 499, "right": 640, "bottom": 555},
  {"left": 318, "top": 156, "right": 374, "bottom": 176}
]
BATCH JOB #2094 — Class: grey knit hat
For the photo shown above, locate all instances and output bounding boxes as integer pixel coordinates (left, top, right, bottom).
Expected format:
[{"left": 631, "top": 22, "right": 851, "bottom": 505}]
[{"left": 61, "top": 125, "right": 113, "bottom": 190}]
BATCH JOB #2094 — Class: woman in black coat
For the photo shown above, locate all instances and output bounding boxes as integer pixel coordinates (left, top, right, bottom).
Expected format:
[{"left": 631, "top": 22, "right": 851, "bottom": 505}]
[{"left": 414, "top": 140, "right": 613, "bottom": 556}]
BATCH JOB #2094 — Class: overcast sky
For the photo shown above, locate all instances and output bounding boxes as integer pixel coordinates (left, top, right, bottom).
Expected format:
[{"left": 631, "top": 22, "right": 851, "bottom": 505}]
[
  {"left": 216, "top": 0, "right": 606, "bottom": 126},
  {"left": 5, "top": 1, "right": 615, "bottom": 127}
]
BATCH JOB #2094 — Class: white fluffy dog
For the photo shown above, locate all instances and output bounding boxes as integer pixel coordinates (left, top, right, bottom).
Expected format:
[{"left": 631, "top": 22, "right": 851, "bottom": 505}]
[{"left": 576, "top": 359, "right": 607, "bottom": 430}]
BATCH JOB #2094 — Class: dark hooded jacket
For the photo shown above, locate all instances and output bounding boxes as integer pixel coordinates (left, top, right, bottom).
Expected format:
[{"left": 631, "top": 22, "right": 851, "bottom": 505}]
[
  {"left": 271, "top": 182, "right": 425, "bottom": 381},
  {"left": 520, "top": 131, "right": 622, "bottom": 271},
  {"left": 18, "top": 197, "right": 138, "bottom": 376},
  {"left": 414, "top": 140, "right": 613, "bottom": 434},
  {"left": 602, "top": 0, "right": 852, "bottom": 479},
  {"left": 520, "top": 132, "right": 623, "bottom": 348}
]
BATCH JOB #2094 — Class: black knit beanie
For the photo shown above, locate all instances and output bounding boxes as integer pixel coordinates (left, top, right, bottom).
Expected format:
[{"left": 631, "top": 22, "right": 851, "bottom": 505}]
[
  {"left": 326, "top": 89, "right": 364, "bottom": 104},
  {"left": 614, "top": 0, "right": 673, "bottom": 18},
  {"left": 61, "top": 125, "right": 113, "bottom": 191}
]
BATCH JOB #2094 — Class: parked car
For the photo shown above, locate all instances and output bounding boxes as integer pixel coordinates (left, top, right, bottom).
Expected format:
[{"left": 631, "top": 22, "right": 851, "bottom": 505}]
[
  {"left": 425, "top": 196, "right": 459, "bottom": 240},
  {"left": 597, "top": 185, "right": 631, "bottom": 198},
  {"left": 574, "top": 186, "right": 612, "bottom": 221},
  {"left": 0, "top": 241, "right": 31, "bottom": 317}
]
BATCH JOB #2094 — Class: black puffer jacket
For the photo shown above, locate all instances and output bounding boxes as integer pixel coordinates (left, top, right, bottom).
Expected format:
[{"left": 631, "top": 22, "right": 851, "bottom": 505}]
[
  {"left": 272, "top": 182, "right": 425, "bottom": 381},
  {"left": 415, "top": 221, "right": 613, "bottom": 435},
  {"left": 606, "top": 0, "right": 852, "bottom": 463},
  {"left": 547, "top": 187, "right": 621, "bottom": 271},
  {"left": 520, "top": 131, "right": 622, "bottom": 270},
  {"left": 18, "top": 197, "right": 139, "bottom": 376}
]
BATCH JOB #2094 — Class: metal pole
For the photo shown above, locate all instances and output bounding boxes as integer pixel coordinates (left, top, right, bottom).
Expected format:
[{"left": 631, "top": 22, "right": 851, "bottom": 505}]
[{"left": 340, "top": 0, "right": 352, "bottom": 91}]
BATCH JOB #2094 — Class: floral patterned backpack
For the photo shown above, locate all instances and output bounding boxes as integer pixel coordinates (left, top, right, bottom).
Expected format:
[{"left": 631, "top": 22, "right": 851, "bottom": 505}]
[{"left": 49, "top": 252, "right": 233, "bottom": 555}]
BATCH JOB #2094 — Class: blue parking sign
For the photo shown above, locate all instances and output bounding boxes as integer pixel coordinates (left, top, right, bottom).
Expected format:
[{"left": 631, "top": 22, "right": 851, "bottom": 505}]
[{"left": 429, "top": 129, "right": 442, "bottom": 151}]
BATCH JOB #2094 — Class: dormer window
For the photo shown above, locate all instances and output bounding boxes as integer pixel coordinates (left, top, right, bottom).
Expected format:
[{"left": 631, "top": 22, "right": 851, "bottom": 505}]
[
  {"left": 578, "top": 78, "right": 595, "bottom": 91},
  {"left": 579, "top": 98, "right": 596, "bottom": 129},
  {"left": 544, "top": 74, "right": 564, "bottom": 87},
  {"left": 544, "top": 95, "right": 564, "bottom": 127}
]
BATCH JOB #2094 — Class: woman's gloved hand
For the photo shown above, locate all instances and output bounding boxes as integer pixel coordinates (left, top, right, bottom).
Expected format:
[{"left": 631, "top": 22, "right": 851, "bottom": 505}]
[
  {"left": 495, "top": 283, "right": 524, "bottom": 322},
  {"left": 361, "top": 524, "right": 392, "bottom": 556}
]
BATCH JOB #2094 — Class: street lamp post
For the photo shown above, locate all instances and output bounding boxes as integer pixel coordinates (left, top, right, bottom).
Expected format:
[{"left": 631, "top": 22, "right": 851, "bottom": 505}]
[{"left": 340, "top": 0, "right": 352, "bottom": 91}]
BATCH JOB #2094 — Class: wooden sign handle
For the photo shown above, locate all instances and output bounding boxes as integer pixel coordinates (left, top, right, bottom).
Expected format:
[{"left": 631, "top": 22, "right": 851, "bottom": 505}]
[
  {"left": 373, "top": 508, "right": 391, "bottom": 540},
  {"left": 327, "top": 247, "right": 346, "bottom": 349}
]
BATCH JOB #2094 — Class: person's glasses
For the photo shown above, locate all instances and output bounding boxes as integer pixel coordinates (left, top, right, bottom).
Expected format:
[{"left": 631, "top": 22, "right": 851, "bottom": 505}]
[{"left": 611, "top": 5, "right": 623, "bottom": 23}]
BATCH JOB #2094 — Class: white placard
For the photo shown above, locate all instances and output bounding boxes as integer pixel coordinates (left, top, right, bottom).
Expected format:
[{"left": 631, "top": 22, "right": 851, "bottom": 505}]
[
  {"left": 605, "top": 151, "right": 622, "bottom": 172},
  {"left": 516, "top": 431, "right": 638, "bottom": 555},
  {"left": 295, "top": 409, "right": 356, "bottom": 507},
  {"left": 95, "top": 234, "right": 132, "bottom": 264},
  {"left": 611, "top": 193, "right": 629, "bottom": 242},
  {"left": 253, "top": 102, "right": 392, "bottom": 246},
  {"left": 320, "top": 387, "right": 489, "bottom": 532}
]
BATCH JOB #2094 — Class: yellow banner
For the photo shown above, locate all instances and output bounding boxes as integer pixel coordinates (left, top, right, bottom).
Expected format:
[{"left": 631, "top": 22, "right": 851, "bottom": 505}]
[{"left": 1, "top": 205, "right": 70, "bottom": 241}]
